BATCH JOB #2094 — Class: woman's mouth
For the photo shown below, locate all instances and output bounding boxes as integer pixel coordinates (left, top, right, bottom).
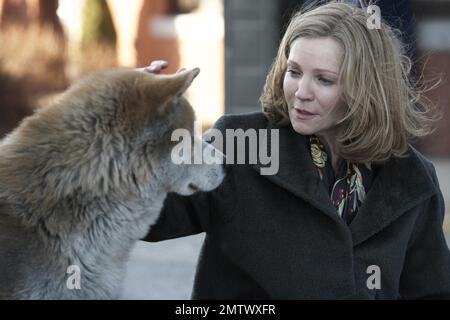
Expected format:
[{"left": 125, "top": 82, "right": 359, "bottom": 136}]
[{"left": 293, "top": 108, "right": 316, "bottom": 120}]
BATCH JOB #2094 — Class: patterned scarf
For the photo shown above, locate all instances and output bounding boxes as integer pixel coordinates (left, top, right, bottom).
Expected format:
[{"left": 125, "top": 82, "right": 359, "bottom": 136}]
[{"left": 308, "top": 135, "right": 374, "bottom": 225}]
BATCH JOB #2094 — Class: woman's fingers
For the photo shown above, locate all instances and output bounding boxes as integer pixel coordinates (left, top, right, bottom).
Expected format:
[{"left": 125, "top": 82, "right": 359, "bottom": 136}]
[
  {"left": 144, "top": 60, "right": 169, "bottom": 74},
  {"left": 141, "top": 61, "right": 187, "bottom": 75}
]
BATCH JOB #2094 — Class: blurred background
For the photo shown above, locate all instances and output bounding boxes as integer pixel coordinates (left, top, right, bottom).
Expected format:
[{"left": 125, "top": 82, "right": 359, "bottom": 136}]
[{"left": 0, "top": 0, "right": 449, "bottom": 299}]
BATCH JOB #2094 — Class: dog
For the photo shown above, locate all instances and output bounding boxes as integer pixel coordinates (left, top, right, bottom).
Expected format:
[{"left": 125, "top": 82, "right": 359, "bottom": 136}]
[{"left": 0, "top": 68, "right": 225, "bottom": 299}]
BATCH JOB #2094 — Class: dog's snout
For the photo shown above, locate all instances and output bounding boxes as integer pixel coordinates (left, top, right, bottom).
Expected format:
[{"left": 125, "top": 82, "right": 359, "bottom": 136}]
[
  {"left": 188, "top": 183, "right": 200, "bottom": 192},
  {"left": 201, "top": 140, "right": 225, "bottom": 164},
  {"left": 212, "top": 146, "right": 226, "bottom": 162}
]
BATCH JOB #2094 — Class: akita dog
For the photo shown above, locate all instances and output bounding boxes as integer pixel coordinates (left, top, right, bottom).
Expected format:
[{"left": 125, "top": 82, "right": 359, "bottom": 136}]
[{"left": 0, "top": 68, "right": 224, "bottom": 299}]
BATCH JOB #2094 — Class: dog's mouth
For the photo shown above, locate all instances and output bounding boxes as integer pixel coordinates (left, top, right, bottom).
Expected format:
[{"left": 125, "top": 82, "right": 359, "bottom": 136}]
[{"left": 188, "top": 183, "right": 201, "bottom": 193}]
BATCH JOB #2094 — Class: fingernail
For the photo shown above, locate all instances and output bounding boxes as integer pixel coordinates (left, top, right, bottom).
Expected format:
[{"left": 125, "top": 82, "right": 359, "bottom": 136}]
[{"left": 151, "top": 60, "right": 165, "bottom": 66}]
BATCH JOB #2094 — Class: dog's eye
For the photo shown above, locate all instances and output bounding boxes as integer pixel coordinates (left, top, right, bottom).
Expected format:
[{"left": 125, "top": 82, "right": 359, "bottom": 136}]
[
  {"left": 204, "top": 135, "right": 215, "bottom": 144},
  {"left": 202, "top": 129, "right": 216, "bottom": 144}
]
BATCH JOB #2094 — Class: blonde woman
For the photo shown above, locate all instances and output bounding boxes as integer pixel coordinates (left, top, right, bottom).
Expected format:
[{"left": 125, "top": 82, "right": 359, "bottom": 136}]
[{"left": 143, "top": 1, "right": 450, "bottom": 299}]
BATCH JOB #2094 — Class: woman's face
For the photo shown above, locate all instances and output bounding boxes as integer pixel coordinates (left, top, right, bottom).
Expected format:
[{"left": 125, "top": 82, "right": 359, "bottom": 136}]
[{"left": 283, "top": 37, "right": 346, "bottom": 136}]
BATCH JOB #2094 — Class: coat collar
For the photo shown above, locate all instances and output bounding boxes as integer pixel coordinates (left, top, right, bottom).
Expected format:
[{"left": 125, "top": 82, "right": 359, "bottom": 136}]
[{"left": 253, "top": 121, "right": 438, "bottom": 246}]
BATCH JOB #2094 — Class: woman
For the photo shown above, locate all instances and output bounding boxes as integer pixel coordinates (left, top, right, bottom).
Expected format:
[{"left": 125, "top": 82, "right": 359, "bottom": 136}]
[{"left": 143, "top": 1, "right": 450, "bottom": 299}]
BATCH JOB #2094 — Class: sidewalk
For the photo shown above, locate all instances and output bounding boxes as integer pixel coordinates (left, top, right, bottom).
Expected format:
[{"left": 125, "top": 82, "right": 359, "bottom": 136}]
[{"left": 120, "top": 234, "right": 204, "bottom": 299}]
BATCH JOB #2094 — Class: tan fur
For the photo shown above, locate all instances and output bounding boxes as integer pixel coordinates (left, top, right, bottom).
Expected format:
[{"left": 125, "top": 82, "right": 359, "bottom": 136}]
[{"left": 0, "top": 68, "right": 224, "bottom": 299}]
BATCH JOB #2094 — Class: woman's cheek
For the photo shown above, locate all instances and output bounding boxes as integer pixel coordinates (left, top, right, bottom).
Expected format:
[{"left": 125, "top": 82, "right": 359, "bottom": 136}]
[
  {"left": 283, "top": 76, "right": 296, "bottom": 104},
  {"left": 320, "top": 92, "right": 341, "bottom": 112}
]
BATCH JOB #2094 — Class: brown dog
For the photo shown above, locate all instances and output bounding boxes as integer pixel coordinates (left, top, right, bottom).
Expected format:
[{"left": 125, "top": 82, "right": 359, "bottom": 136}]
[{"left": 0, "top": 68, "right": 224, "bottom": 299}]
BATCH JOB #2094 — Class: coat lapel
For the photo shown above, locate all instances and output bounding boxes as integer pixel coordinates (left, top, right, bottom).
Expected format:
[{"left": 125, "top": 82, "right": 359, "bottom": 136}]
[
  {"left": 253, "top": 122, "right": 348, "bottom": 227},
  {"left": 253, "top": 122, "right": 438, "bottom": 246},
  {"left": 349, "top": 149, "right": 438, "bottom": 246}
]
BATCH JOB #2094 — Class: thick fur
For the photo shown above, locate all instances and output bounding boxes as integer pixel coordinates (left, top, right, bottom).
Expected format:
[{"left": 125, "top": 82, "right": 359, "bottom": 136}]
[{"left": 0, "top": 68, "right": 224, "bottom": 299}]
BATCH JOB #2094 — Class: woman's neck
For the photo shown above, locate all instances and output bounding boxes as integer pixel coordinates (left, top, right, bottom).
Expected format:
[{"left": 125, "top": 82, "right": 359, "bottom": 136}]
[{"left": 315, "top": 130, "right": 342, "bottom": 173}]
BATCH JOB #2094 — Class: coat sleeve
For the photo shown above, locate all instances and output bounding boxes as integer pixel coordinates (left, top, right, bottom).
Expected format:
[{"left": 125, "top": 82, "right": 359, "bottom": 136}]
[
  {"left": 399, "top": 166, "right": 450, "bottom": 299},
  {"left": 141, "top": 115, "right": 231, "bottom": 242},
  {"left": 142, "top": 191, "right": 213, "bottom": 242}
]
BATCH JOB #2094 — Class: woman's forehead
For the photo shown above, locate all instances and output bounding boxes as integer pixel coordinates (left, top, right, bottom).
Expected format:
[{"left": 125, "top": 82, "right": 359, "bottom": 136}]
[{"left": 288, "top": 37, "right": 343, "bottom": 72}]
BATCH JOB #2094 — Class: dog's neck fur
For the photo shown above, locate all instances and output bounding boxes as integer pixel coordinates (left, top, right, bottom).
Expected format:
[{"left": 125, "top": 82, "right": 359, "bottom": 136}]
[{"left": 0, "top": 183, "right": 168, "bottom": 299}]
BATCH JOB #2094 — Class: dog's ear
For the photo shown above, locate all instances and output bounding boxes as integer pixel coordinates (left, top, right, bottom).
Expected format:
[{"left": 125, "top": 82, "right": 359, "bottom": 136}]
[
  {"left": 162, "top": 68, "right": 200, "bottom": 99},
  {"left": 142, "top": 68, "right": 200, "bottom": 109}
]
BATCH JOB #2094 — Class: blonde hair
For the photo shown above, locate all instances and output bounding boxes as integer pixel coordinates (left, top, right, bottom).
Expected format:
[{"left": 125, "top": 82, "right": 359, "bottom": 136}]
[{"left": 260, "top": 0, "right": 440, "bottom": 164}]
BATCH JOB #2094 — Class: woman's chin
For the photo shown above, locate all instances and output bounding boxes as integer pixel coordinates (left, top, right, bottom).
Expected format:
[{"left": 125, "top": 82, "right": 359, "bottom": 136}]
[{"left": 290, "top": 119, "right": 316, "bottom": 136}]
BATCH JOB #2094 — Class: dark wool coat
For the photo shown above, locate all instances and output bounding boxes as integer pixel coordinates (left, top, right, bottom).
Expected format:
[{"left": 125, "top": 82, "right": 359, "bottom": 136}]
[{"left": 143, "top": 112, "right": 450, "bottom": 299}]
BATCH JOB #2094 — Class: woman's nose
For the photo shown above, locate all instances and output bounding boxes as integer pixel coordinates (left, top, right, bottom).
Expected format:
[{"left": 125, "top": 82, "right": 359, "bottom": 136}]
[{"left": 295, "top": 78, "right": 314, "bottom": 101}]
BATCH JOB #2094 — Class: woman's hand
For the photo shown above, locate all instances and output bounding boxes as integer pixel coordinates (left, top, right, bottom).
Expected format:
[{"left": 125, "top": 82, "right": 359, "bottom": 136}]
[
  {"left": 141, "top": 60, "right": 186, "bottom": 74},
  {"left": 144, "top": 60, "right": 169, "bottom": 74}
]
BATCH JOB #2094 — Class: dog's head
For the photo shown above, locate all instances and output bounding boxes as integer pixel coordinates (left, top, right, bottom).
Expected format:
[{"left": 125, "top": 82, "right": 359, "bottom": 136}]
[{"left": 0, "top": 68, "right": 225, "bottom": 205}]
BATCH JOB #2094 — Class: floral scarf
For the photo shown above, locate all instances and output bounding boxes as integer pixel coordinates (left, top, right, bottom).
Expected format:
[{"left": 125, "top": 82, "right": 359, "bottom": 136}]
[{"left": 308, "top": 135, "right": 375, "bottom": 225}]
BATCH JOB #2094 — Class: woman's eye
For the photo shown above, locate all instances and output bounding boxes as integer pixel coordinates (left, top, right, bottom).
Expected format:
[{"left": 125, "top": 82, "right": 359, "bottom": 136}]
[
  {"left": 287, "top": 69, "right": 301, "bottom": 77},
  {"left": 319, "top": 78, "right": 333, "bottom": 85}
]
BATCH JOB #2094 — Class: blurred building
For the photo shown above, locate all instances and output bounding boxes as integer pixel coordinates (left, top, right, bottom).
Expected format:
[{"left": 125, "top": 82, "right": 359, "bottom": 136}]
[
  {"left": 0, "top": 0, "right": 67, "bottom": 138},
  {"left": 225, "top": 0, "right": 450, "bottom": 158},
  {"left": 414, "top": 0, "right": 450, "bottom": 157},
  {"left": 0, "top": 0, "right": 62, "bottom": 31},
  {"left": 0, "top": 0, "right": 224, "bottom": 130},
  {"left": 56, "top": 0, "right": 224, "bottom": 128},
  {"left": 1, "top": 0, "right": 449, "bottom": 157}
]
